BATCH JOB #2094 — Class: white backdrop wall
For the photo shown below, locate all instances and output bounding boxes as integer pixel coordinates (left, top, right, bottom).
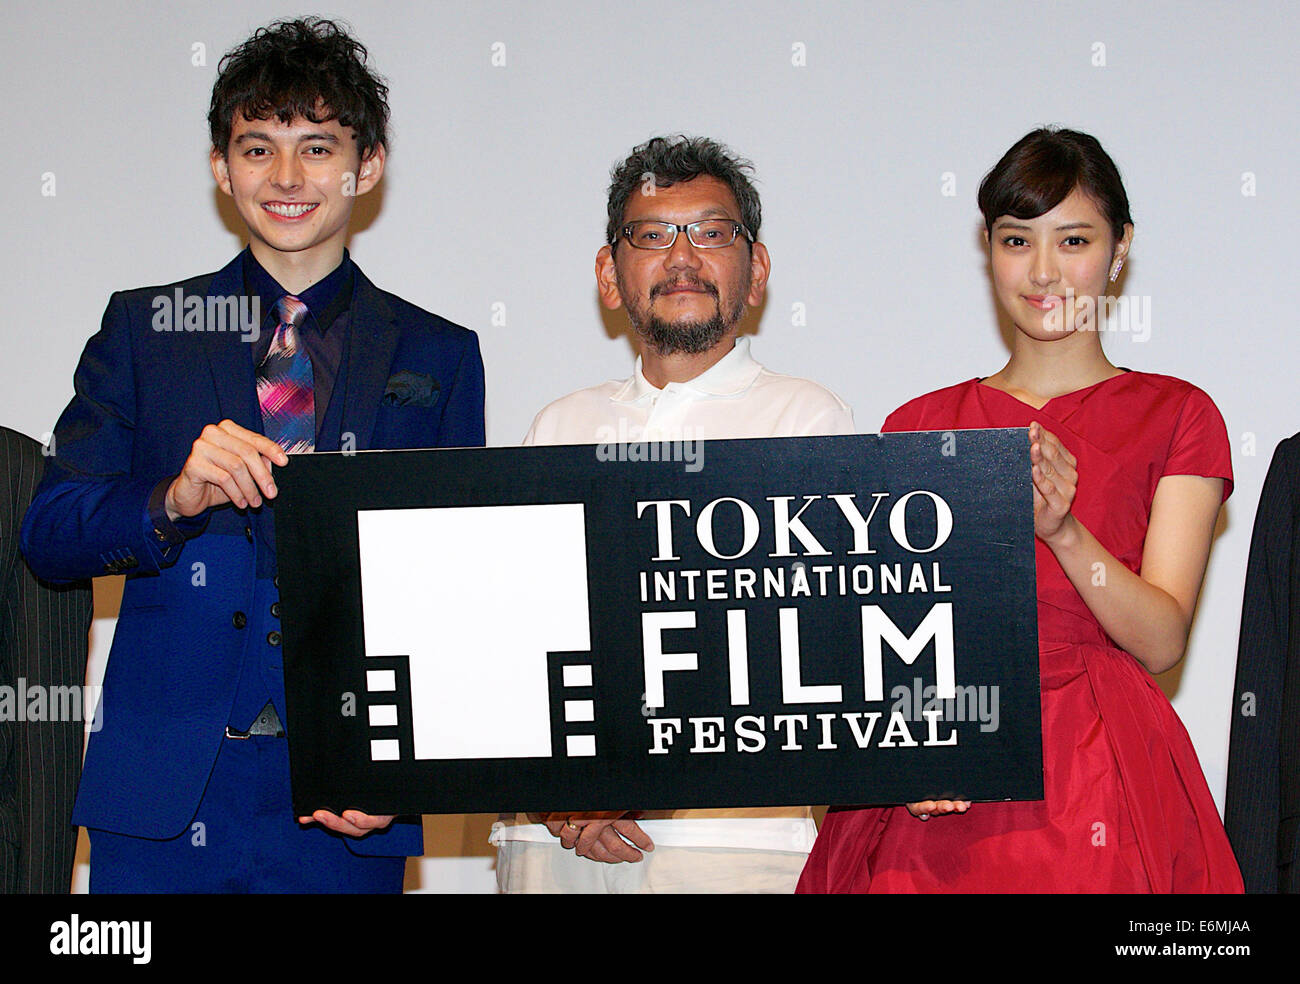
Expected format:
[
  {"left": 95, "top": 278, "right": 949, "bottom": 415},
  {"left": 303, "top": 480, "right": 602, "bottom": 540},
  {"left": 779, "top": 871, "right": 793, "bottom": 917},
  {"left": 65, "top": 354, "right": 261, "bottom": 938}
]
[{"left": 2, "top": 0, "right": 1294, "bottom": 893}]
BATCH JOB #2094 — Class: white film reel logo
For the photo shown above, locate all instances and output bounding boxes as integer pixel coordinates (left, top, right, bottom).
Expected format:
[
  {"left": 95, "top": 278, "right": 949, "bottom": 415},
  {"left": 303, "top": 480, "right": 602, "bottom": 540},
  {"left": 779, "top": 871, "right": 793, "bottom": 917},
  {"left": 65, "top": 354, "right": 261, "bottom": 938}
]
[{"left": 357, "top": 504, "right": 593, "bottom": 761}]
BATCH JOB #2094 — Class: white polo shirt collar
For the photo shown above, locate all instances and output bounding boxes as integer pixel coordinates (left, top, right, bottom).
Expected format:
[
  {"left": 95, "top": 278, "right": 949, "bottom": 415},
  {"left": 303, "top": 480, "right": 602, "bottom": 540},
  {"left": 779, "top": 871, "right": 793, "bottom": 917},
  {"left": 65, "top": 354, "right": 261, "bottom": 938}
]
[{"left": 611, "top": 336, "right": 763, "bottom": 405}]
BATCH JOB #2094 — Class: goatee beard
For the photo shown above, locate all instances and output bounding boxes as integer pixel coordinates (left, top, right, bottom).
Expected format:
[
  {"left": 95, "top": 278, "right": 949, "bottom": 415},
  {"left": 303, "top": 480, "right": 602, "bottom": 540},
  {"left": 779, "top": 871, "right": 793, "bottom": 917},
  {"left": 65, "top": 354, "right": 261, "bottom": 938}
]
[{"left": 634, "top": 312, "right": 730, "bottom": 356}]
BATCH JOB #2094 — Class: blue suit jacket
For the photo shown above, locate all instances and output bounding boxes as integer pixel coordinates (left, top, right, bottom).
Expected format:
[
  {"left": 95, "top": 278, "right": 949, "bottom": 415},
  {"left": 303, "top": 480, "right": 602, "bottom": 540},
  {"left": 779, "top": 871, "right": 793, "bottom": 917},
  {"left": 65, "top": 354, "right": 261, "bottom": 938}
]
[{"left": 20, "top": 253, "right": 485, "bottom": 857}]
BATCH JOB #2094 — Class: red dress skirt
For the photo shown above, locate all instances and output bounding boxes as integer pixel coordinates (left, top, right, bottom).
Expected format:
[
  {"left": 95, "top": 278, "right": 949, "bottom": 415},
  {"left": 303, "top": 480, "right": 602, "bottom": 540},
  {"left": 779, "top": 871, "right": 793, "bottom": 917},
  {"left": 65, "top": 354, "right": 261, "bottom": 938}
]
[{"left": 798, "top": 373, "right": 1244, "bottom": 893}]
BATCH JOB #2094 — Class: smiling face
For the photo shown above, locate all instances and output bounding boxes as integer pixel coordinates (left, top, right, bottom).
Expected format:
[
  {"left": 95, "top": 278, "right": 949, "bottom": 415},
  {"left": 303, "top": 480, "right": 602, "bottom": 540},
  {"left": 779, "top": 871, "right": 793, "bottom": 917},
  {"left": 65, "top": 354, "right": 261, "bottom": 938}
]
[
  {"left": 988, "top": 186, "right": 1132, "bottom": 341},
  {"left": 210, "top": 112, "right": 384, "bottom": 284},
  {"left": 596, "top": 175, "right": 770, "bottom": 356}
]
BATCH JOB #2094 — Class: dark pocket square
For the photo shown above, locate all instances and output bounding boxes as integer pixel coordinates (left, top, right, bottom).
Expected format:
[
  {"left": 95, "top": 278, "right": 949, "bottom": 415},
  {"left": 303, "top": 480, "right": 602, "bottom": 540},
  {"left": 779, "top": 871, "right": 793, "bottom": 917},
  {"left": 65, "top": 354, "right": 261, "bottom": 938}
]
[{"left": 382, "top": 371, "right": 440, "bottom": 408}]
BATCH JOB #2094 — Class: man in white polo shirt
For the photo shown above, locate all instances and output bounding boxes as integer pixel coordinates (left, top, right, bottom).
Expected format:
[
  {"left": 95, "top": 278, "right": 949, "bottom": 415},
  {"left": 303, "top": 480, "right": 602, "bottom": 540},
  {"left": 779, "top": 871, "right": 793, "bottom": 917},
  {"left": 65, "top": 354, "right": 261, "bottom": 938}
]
[{"left": 491, "top": 135, "right": 855, "bottom": 893}]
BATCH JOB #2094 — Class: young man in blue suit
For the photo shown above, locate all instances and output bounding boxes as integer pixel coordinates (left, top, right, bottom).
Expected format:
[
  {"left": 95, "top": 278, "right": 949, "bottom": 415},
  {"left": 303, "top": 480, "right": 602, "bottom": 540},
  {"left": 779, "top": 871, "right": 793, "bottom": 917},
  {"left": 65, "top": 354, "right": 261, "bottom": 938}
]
[{"left": 20, "top": 18, "right": 484, "bottom": 892}]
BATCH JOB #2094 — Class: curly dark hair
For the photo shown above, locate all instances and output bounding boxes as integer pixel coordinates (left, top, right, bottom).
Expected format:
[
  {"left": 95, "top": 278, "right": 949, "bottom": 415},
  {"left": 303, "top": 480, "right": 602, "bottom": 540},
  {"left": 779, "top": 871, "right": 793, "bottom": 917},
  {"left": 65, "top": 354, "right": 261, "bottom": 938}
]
[
  {"left": 606, "top": 136, "right": 762, "bottom": 251},
  {"left": 208, "top": 17, "right": 390, "bottom": 158}
]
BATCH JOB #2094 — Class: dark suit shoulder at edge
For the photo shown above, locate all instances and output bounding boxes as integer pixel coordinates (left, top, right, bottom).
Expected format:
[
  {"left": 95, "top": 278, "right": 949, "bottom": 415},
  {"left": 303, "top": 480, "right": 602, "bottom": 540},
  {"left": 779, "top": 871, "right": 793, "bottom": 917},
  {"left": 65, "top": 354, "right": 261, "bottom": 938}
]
[
  {"left": 1270, "top": 431, "right": 1300, "bottom": 466},
  {"left": 380, "top": 295, "right": 475, "bottom": 339},
  {"left": 107, "top": 270, "right": 220, "bottom": 306},
  {"left": 353, "top": 267, "right": 475, "bottom": 340}
]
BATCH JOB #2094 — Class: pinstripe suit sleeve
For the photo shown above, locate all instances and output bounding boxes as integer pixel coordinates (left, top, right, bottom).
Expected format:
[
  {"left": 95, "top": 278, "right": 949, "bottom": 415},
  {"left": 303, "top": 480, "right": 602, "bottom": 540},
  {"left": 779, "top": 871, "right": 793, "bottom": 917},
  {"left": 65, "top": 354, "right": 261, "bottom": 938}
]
[
  {"left": 0, "top": 433, "right": 20, "bottom": 889},
  {"left": 0, "top": 427, "right": 92, "bottom": 893}
]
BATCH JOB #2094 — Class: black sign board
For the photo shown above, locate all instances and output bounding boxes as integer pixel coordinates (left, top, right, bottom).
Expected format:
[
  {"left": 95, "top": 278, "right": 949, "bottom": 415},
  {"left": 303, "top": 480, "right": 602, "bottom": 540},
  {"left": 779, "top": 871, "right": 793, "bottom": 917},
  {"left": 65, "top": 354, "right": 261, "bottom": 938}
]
[{"left": 276, "top": 430, "right": 1042, "bottom": 815}]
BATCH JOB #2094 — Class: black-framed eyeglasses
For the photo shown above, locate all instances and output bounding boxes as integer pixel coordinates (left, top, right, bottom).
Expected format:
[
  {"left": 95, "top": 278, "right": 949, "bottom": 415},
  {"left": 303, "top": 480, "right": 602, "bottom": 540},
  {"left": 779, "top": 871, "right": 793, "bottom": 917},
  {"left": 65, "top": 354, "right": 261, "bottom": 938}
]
[{"left": 618, "top": 219, "right": 753, "bottom": 250}]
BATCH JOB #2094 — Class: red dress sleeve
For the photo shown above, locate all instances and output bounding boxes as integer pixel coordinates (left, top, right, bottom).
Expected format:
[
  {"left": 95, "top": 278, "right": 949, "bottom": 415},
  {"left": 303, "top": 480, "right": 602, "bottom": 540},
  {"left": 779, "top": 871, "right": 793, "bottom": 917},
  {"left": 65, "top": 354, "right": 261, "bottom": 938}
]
[{"left": 1164, "top": 385, "right": 1234, "bottom": 501}]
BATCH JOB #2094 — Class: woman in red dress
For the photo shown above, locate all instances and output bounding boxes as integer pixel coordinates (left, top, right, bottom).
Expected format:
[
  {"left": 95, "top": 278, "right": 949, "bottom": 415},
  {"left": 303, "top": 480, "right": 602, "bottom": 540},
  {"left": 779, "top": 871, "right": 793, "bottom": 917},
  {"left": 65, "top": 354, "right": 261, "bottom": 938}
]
[{"left": 799, "top": 128, "right": 1243, "bottom": 893}]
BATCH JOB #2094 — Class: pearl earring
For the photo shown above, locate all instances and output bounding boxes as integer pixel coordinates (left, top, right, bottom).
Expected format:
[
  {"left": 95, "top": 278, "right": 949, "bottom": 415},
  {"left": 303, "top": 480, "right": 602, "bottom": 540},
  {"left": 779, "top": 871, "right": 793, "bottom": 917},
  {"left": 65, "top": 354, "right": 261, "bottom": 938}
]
[{"left": 1109, "top": 258, "right": 1124, "bottom": 283}]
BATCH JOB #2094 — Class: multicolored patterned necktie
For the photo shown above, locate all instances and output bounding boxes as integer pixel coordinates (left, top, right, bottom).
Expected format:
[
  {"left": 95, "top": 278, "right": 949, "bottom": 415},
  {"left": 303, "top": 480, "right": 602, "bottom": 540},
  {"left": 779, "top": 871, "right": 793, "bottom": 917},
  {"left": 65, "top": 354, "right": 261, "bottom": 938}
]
[{"left": 257, "top": 294, "right": 315, "bottom": 454}]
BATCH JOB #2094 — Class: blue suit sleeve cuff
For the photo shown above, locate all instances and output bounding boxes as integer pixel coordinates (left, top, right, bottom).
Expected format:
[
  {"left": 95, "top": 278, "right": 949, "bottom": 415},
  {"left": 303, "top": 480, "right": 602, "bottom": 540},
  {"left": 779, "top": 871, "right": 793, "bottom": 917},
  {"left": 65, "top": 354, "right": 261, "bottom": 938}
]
[{"left": 144, "top": 477, "right": 209, "bottom": 564}]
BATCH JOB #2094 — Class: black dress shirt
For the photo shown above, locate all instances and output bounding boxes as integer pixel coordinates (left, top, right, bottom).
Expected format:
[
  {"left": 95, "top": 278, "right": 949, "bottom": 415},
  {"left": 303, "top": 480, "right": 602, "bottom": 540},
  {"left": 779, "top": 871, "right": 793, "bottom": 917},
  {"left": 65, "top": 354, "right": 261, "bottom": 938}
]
[{"left": 244, "top": 247, "right": 355, "bottom": 435}]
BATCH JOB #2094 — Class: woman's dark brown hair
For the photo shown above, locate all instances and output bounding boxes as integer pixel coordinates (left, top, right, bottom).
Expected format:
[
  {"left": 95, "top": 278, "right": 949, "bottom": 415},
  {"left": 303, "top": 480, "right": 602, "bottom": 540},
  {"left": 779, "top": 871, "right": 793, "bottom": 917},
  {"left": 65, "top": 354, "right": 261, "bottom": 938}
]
[{"left": 978, "top": 127, "right": 1132, "bottom": 241}]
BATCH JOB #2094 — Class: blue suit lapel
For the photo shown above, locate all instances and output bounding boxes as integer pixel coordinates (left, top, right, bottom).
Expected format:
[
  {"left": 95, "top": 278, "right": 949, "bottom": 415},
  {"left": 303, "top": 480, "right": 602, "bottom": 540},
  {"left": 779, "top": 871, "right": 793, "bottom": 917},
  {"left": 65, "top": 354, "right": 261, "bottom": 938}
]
[
  {"left": 197, "top": 255, "right": 401, "bottom": 449},
  {"left": 342, "top": 266, "right": 400, "bottom": 451},
  {"left": 202, "top": 253, "right": 261, "bottom": 433}
]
